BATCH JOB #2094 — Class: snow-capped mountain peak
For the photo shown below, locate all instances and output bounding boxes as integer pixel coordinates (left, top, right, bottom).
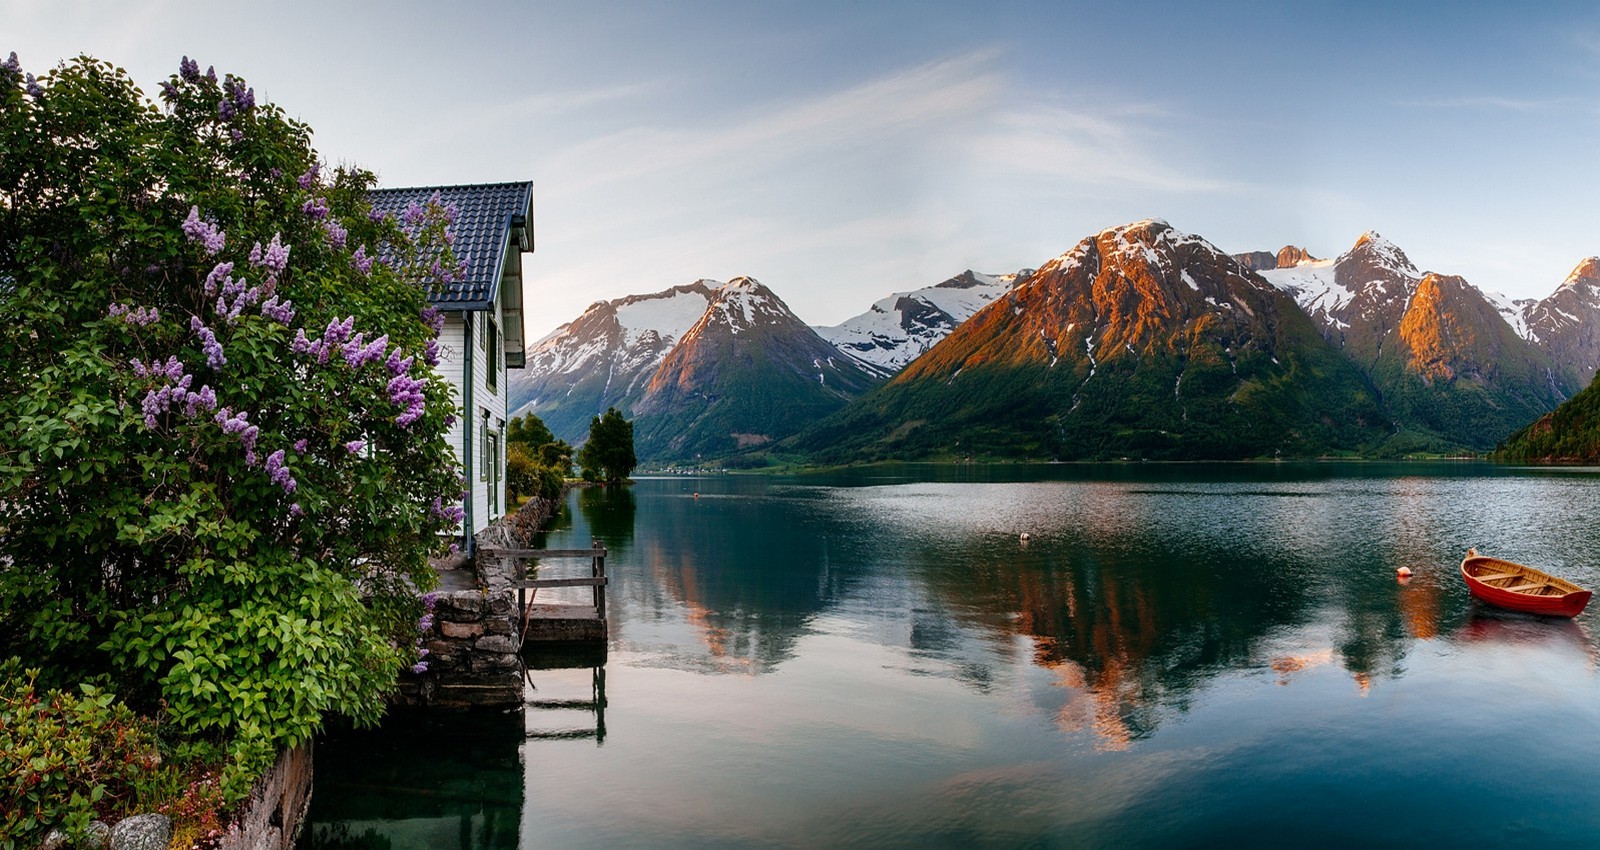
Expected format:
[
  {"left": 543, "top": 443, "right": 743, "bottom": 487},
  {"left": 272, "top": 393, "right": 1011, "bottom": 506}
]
[{"left": 817, "top": 268, "right": 1031, "bottom": 374}]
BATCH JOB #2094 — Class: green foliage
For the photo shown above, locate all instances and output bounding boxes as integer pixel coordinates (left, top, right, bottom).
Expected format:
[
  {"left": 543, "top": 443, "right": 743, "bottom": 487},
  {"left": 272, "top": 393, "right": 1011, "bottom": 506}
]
[
  {"left": 507, "top": 413, "right": 554, "bottom": 449},
  {"left": 505, "top": 413, "right": 571, "bottom": 504},
  {"left": 506, "top": 442, "right": 564, "bottom": 504},
  {"left": 578, "top": 408, "right": 636, "bottom": 484},
  {"left": 0, "top": 56, "right": 463, "bottom": 796},
  {"left": 0, "top": 662, "right": 158, "bottom": 847},
  {"left": 1497, "top": 372, "right": 1600, "bottom": 461}
]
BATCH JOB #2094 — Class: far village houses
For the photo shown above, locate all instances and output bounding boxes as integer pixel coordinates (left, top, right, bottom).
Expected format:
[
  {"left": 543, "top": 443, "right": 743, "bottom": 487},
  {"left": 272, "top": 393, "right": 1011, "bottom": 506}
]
[{"left": 368, "top": 182, "right": 532, "bottom": 553}]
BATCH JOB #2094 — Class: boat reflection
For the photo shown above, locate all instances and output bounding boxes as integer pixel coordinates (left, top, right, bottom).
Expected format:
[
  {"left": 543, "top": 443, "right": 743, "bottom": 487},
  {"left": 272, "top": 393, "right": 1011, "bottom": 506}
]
[{"left": 1455, "top": 609, "right": 1596, "bottom": 664}]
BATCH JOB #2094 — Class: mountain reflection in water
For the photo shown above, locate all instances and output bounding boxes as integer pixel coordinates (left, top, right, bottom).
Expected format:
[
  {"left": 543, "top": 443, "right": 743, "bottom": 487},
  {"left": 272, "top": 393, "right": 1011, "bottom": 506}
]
[{"left": 301, "top": 464, "right": 1600, "bottom": 849}]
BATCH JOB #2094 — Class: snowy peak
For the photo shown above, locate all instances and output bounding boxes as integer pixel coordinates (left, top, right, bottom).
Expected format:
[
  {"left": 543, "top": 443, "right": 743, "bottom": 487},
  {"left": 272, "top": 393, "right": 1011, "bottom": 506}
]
[
  {"left": 508, "top": 280, "right": 717, "bottom": 441},
  {"left": 818, "top": 268, "right": 1030, "bottom": 374},
  {"left": 1342, "top": 231, "right": 1420, "bottom": 281},
  {"left": 696, "top": 276, "right": 800, "bottom": 337}
]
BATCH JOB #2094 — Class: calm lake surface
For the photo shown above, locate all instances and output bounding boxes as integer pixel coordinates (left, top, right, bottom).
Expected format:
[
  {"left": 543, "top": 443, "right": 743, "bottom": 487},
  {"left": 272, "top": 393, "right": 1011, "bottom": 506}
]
[{"left": 299, "top": 463, "right": 1600, "bottom": 849}]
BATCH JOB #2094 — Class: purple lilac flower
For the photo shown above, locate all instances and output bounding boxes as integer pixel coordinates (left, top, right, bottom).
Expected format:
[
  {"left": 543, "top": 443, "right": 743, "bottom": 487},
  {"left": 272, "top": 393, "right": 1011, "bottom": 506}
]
[
  {"left": 350, "top": 245, "right": 373, "bottom": 275},
  {"left": 204, "top": 261, "right": 234, "bottom": 297},
  {"left": 192, "top": 321, "right": 226, "bottom": 369},
  {"left": 108, "top": 303, "right": 128, "bottom": 318},
  {"left": 25, "top": 74, "right": 42, "bottom": 99},
  {"left": 217, "top": 97, "right": 235, "bottom": 121},
  {"left": 2, "top": 53, "right": 21, "bottom": 80},
  {"left": 217, "top": 409, "right": 248, "bottom": 435},
  {"left": 402, "top": 201, "right": 426, "bottom": 228},
  {"left": 290, "top": 328, "right": 317, "bottom": 357},
  {"left": 297, "top": 162, "right": 320, "bottom": 190},
  {"left": 181, "top": 207, "right": 226, "bottom": 256},
  {"left": 410, "top": 662, "right": 429, "bottom": 675},
  {"left": 205, "top": 66, "right": 217, "bottom": 83},
  {"left": 260, "top": 295, "right": 295, "bottom": 325},
  {"left": 158, "top": 80, "right": 178, "bottom": 102},
  {"left": 417, "top": 614, "right": 434, "bottom": 632},
  {"left": 140, "top": 373, "right": 192, "bottom": 430},
  {"left": 429, "top": 496, "right": 467, "bottom": 526},
  {"left": 290, "top": 503, "right": 305, "bottom": 517},
  {"left": 344, "top": 439, "right": 367, "bottom": 455},
  {"left": 293, "top": 438, "right": 308, "bottom": 454},
  {"left": 423, "top": 338, "right": 441, "bottom": 367},
  {"left": 322, "top": 315, "right": 355, "bottom": 347},
  {"left": 343, "top": 333, "right": 388, "bottom": 369},
  {"left": 230, "top": 128, "right": 243, "bottom": 143},
  {"left": 301, "top": 198, "right": 329, "bottom": 221},
  {"left": 259, "top": 234, "right": 289, "bottom": 275},
  {"left": 322, "top": 219, "right": 347, "bottom": 250},
  {"left": 368, "top": 207, "right": 387, "bottom": 223},
  {"left": 389, "top": 373, "right": 427, "bottom": 427},
  {"left": 179, "top": 56, "right": 200, "bottom": 83},
  {"left": 420, "top": 306, "right": 444, "bottom": 334},
  {"left": 183, "top": 385, "right": 217, "bottom": 417},
  {"left": 386, "top": 349, "right": 413, "bottom": 377},
  {"left": 264, "top": 449, "right": 296, "bottom": 494}
]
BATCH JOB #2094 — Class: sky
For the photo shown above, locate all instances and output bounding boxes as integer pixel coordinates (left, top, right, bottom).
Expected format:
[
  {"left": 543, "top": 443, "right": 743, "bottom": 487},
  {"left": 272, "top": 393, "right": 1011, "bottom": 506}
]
[{"left": 7, "top": 0, "right": 1600, "bottom": 340}]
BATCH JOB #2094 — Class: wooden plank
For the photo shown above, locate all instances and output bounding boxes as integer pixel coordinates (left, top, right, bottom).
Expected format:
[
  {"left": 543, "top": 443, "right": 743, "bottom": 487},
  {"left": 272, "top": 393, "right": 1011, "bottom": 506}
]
[
  {"left": 519, "top": 577, "right": 609, "bottom": 589},
  {"left": 525, "top": 730, "right": 599, "bottom": 740},
  {"left": 481, "top": 548, "right": 606, "bottom": 559},
  {"left": 526, "top": 603, "right": 601, "bottom": 620},
  {"left": 526, "top": 699, "right": 601, "bottom": 710}
]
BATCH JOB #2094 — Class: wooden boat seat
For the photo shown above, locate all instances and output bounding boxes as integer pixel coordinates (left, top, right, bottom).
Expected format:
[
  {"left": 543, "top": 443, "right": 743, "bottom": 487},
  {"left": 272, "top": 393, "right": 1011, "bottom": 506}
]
[
  {"left": 1473, "top": 571, "right": 1519, "bottom": 583},
  {"left": 1504, "top": 582, "right": 1550, "bottom": 594}
]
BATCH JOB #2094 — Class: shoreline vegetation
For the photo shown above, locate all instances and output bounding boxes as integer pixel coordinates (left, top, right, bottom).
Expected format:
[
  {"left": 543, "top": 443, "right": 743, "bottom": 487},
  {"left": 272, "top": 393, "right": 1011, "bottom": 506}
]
[{"left": 2, "top": 55, "right": 469, "bottom": 848}]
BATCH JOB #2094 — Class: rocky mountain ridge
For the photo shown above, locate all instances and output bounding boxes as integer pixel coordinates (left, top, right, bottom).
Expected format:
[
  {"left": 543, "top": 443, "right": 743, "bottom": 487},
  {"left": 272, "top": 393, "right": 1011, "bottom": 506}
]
[
  {"left": 510, "top": 223, "right": 1600, "bottom": 462},
  {"left": 815, "top": 268, "right": 1032, "bottom": 375}
]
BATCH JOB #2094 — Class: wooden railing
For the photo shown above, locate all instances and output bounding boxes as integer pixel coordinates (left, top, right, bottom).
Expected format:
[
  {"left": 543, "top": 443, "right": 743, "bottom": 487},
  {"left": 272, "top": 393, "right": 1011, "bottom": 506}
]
[{"left": 481, "top": 541, "right": 608, "bottom": 624}]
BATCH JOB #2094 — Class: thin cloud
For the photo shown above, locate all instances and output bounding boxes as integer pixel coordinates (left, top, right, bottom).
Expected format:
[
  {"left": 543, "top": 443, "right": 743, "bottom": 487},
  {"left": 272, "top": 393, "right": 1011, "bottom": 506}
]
[
  {"left": 1395, "top": 95, "right": 1558, "bottom": 112},
  {"left": 538, "top": 49, "right": 1005, "bottom": 196},
  {"left": 966, "top": 104, "right": 1240, "bottom": 193}
]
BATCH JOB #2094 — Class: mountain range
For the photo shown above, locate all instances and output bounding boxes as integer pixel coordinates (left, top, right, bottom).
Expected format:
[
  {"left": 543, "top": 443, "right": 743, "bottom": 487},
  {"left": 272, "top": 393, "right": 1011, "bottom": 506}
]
[
  {"left": 511, "top": 221, "right": 1600, "bottom": 464},
  {"left": 511, "top": 277, "right": 879, "bottom": 463}
]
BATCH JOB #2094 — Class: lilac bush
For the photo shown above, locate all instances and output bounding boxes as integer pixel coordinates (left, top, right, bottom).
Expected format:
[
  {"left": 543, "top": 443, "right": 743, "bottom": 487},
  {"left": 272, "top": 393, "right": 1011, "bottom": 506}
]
[{"left": 0, "top": 54, "right": 470, "bottom": 799}]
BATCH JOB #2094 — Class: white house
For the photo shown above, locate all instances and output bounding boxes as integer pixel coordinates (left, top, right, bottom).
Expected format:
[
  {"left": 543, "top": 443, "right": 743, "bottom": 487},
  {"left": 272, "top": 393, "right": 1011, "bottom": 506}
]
[{"left": 368, "top": 182, "right": 533, "bottom": 553}]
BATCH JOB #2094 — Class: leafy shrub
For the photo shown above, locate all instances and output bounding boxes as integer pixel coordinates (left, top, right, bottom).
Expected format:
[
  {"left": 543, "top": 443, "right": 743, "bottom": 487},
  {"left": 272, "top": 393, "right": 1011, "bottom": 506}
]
[
  {"left": 0, "top": 664, "right": 160, "bottom": 847},
  {"left": 0, "top": 54, "right": 461, "bottom": 797}
]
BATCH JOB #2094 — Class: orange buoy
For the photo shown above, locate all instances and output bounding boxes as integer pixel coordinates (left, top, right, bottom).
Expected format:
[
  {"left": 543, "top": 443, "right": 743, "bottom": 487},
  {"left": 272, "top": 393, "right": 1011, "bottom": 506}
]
[{"left": 1396, "top": 566, "right": 1413, "bottom": 578}]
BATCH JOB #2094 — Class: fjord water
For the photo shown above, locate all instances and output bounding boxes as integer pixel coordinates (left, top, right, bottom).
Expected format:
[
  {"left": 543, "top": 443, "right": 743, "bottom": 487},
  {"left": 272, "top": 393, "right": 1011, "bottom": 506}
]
[{"left": 301, "top": 464, "right": 1600, "bottom": 849}]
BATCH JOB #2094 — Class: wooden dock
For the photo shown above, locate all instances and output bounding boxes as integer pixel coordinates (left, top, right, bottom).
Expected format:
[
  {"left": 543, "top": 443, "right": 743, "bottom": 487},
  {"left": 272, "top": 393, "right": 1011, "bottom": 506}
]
[{"left": 479, "top": 541, "right": 608, "bottom": 643}]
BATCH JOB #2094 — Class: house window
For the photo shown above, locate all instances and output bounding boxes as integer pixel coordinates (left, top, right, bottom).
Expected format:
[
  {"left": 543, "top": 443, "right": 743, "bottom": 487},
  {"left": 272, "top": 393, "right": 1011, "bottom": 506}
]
[
  {"left": 486, "top": 316, "right": 500, "bottom": 395},
  {"left": 480, "top": 419, "right": 489, "bottom": 482},
  {"left": 487, "top": 430, "right": 501, "bottom": 516}
]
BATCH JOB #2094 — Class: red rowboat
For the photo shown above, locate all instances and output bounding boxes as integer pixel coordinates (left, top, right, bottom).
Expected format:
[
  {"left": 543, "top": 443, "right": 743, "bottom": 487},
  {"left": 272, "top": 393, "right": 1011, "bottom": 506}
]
[{"left": 1460, "top": 548, "right": 1592, "bottom": 618}]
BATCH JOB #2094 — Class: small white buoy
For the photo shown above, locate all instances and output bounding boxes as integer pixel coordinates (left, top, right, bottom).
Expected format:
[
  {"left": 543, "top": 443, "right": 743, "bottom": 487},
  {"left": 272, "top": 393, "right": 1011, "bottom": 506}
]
[
  {"left": 1396, "top": 566, "right": 1413, "bottom": 578},
  {"left": 1019, "top": 532, "right": 1031, "bottom": 542}
]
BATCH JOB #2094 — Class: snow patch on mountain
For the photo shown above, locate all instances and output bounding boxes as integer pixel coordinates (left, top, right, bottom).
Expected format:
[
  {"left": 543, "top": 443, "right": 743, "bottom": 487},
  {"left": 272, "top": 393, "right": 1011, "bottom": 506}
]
[
  {"left": 817, "top": 269, "right": 1029, "bottom": 374},
  {"left": 614, "top": 283, "right": 718, "bottom": 348},
  {"left": 1259, "top": 259, "right": 1354, "bottom": 329}
]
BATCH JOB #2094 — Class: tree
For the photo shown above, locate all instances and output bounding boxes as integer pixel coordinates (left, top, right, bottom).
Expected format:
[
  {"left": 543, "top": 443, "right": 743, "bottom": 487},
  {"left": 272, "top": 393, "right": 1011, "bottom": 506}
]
[
  {"left": 0, "top": 54, "right": 466, "bottom": 797},
  {"left": 507, "top": 412, "right": 554, "bottom": 448},
  {"left": 578, "top": 407, "right": 636, "bottom": 484}
]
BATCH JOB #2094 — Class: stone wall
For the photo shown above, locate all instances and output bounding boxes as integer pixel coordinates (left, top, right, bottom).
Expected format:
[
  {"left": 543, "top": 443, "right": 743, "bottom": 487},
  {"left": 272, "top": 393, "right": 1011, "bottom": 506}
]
[
  {"left": 394, "top": 493, "right": 562, "bottom": 708},
  {"left": 217, "top": 742, "right": 313, "bottom": 850}
]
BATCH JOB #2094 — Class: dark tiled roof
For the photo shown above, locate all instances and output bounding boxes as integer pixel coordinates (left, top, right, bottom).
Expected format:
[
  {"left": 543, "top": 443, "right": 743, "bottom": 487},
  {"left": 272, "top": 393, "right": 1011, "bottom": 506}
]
[{"left": 368, "top": 182, "right": 533, "bottom": 310}]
